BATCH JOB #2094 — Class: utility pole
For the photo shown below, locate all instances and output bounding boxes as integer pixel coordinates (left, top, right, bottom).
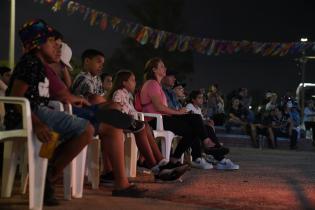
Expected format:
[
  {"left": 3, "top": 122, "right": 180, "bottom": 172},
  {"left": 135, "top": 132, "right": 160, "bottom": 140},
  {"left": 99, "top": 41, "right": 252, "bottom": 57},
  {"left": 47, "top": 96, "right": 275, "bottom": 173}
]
[{"left": 9, "top": 0, "right": 16, "bottom": 69}]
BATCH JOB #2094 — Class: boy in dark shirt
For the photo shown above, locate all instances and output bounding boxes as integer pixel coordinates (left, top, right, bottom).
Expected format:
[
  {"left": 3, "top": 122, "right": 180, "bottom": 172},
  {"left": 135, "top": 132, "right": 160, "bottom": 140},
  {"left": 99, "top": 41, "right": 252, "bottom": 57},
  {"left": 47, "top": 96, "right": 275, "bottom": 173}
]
[{"left": 5, "top": 19, "right": 94, "bottom": 205}]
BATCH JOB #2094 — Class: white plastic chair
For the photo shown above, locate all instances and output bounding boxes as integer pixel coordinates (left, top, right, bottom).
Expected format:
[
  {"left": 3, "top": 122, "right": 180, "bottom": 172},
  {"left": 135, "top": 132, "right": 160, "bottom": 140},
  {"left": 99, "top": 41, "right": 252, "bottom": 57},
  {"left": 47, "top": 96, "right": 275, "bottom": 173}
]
[
  {"left": 17, "top": 100, "right": 89, "bottom": 200},
  {"left": 137, "top": 112, "right": 176, "bottom": 161},
  {"left": 65, "top": 104, "right": 138, "bottom": 193},
  {"left": 124, "top": 132, "right": 138, "bottom": 177},
  {"left": 0, "top": 96, "right": 48, "bottom": 210},
  {"left": 56, "top": 102, "right": 88, "bottom": 200}
]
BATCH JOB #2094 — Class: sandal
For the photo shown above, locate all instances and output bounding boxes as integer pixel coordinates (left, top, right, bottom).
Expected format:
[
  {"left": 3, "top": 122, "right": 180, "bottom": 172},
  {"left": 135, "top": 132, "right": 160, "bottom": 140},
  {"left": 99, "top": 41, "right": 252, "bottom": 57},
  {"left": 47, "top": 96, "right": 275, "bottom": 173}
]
[{"left": 112, "top": 184, "right": 147, "bottom": 198}]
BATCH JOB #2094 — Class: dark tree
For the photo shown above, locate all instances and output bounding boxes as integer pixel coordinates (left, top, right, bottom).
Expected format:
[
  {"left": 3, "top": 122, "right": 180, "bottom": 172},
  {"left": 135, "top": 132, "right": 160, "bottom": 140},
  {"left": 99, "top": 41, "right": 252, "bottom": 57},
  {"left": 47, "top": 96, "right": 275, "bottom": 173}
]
[{"left": 105, "top": 0, "right": 194, "bottom": 85}]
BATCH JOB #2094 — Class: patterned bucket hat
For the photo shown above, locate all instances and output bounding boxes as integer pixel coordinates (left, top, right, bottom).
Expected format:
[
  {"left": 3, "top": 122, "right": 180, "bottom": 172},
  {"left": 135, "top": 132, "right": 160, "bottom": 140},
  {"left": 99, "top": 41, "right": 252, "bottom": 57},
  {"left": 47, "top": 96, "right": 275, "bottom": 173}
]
[{"left": 19, "top": 19, "right": 58, "bottom": 51}]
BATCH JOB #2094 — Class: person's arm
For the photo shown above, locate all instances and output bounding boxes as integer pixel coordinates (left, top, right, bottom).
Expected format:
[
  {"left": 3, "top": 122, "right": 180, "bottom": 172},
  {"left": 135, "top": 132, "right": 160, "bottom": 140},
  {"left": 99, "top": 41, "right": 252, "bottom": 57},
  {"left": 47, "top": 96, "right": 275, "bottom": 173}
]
[
  {"left": 10, "top": 80, "right": 51, "bottom": 143},
  {"left": 53, "top": 87, "right": 90, "bottom": 107},
  {"left": 229, "top": 112, "right": 246, "bottom": 125},
  {"left": 185, "top": 103, "right": 194, "bottom": 113},
  {"left": 229, "top": 112, "right": 240, "bottom": 121},
  {"left": 62, "top": 67, "right": 72, "bottom": 88},
  {"left": 0, "top": 80, "right": 7, "bottom": 91},
  {"left": 217, "top": 94, "right": 224, "bottom": 105},
  {"left": 73, "top": 79, "right": 101, "bottom": 104},
  {"left": 151, "top": 94, "right": 186, "bottom": 115}
]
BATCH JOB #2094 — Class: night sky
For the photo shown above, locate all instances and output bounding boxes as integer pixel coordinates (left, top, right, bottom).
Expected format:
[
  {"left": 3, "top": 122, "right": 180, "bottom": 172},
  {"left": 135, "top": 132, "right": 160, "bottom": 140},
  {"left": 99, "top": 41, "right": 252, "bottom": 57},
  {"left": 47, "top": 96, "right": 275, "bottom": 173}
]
[{"left": 1, "top": 0, "right": 315, "bottom": 97}]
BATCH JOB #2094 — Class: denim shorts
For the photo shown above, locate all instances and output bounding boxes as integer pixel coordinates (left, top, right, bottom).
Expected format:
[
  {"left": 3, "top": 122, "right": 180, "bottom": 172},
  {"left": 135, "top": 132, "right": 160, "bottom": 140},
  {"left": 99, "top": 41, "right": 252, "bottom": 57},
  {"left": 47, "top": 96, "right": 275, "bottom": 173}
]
[{"left": 34, "top": 106, "right": 88, "bottom": 141}]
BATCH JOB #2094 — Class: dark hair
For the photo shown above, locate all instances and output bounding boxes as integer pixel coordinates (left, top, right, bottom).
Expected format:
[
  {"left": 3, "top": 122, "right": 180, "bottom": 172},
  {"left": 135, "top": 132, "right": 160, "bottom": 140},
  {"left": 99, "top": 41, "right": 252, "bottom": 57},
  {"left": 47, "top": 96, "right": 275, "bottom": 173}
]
[
  {"left": 53, "top": 30, "right": 63, "bottom": 41},
  {"left": 101, "top": 73, "right": 112, "bottom": 82},
  {"left": 107, "top": 69, "right": 134, "bottom": 100},
  {"left": 81, "top": 49, "right": 105, "bottom": 64},
  {"left": 0, "top": 66, "right": 11, "bottom": 76},
  {"left": 144, "top": 57, "right": 162, "bottom": 81},
  {"left": 188, "top": 90, "right": 202, "bottom": 103}
]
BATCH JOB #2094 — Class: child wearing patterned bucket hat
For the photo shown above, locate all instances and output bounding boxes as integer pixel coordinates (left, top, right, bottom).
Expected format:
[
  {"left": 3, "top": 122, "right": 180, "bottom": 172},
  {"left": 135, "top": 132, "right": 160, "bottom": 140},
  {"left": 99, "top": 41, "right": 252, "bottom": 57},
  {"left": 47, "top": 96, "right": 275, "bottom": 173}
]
[{"left": 5, "top": 19, "right": 95, "bottom": 206}]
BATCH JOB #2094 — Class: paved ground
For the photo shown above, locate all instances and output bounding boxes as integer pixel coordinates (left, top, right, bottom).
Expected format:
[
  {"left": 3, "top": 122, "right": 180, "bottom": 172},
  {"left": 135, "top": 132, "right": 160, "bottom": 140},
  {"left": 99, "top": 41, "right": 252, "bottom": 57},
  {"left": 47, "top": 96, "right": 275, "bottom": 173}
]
[{"left": 1, "top": 147, "right": 315, "bottom": 210}]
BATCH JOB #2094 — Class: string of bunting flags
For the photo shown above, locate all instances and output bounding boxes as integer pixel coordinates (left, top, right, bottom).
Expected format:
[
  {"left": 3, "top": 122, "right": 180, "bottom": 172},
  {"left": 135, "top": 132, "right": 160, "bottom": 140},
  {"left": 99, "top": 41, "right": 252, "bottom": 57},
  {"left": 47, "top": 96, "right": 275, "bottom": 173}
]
[{"left": 35, "top": 0, "right": 315, "bottom": 56}]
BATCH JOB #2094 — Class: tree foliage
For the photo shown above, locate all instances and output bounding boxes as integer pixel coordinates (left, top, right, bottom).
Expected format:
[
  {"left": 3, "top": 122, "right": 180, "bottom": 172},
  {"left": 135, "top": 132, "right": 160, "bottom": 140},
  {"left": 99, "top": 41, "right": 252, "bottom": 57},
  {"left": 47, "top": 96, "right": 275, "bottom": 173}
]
[{"left": 105, "top": 0, "right": 194, "bottom": 85}]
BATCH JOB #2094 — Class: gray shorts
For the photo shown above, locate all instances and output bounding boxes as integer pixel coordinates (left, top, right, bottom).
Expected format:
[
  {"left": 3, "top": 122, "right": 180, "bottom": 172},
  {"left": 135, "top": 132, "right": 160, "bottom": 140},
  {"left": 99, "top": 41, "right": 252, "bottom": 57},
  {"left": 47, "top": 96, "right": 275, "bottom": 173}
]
[{"left": 34, "top": 106, "right": 88, "bottom": 141}]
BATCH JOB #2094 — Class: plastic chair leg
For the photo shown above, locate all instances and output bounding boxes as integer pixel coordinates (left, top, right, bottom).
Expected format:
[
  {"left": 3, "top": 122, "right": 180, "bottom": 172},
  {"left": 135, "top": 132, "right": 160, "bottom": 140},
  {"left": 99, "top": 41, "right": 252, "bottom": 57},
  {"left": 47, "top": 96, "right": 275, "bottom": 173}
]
[
  {"left": 63, "top": 162, "right": 73, "bottom": 200},
  {"left": 20, "top": 144, "right": 29, "bottom": 194},
  {"left": 161, "top": 132, "right": 174, "bottom": 161},
  {"left": 124, "top": 134, "right": 138, "bottom": 178},
  {"left": 87, "top": 139, "right": 100, "bottom": 189},
  {"left": 72, "top": 146, "right": 87, "bottom": 198},
  {"left": 28, "top": 135, "right": 48, "bottom": 210},
  {"left": 1, "top": 141, "right": 20, "bottom": 197}
]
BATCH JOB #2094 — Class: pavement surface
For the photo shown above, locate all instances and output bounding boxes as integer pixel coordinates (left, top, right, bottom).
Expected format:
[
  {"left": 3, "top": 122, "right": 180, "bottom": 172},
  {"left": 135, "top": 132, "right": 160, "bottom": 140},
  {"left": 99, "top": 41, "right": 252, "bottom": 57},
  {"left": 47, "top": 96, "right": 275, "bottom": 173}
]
[{"left": 1, "top": 147, "right": 315, "bottom": 210}]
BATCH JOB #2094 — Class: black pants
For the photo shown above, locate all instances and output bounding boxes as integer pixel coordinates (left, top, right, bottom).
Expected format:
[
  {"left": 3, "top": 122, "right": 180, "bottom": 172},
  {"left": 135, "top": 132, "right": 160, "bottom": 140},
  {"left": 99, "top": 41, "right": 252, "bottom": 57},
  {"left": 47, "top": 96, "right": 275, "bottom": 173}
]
[
  {"left": 204, "top": 125, "right": 221, "bottom": 146},
  {"left": 273, "top": 128, "right": 298, "bottom": 148},
  {"left": 204, "top": 125, "right": 229, "bottom": 161},
  {"left": 149, "top": 113, "right": 207, "bottom": 160}
]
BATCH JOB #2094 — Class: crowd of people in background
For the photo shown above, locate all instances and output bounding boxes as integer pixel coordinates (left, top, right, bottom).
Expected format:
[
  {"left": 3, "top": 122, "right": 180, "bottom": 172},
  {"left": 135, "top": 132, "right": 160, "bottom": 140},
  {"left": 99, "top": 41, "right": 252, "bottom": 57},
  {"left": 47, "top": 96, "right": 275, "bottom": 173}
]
[{"left": 0, "top": 18, "right": 315, "bottom": 207}]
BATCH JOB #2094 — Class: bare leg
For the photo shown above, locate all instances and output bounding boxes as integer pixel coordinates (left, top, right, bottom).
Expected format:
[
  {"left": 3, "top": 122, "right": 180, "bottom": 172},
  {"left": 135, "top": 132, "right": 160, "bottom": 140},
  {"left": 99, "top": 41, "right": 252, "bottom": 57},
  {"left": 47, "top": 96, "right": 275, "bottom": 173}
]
[
  {"left": 144, "top": 122, "right": 164, "bottom": 162},
  {"left": 50, "top": 123, "right": 94, "bottom": 181},
  {"left": 101, "top": 145, "right": 113, "bottom": 174},
  {"left": 134, "top": 129, "right": 157, "bottom": 168},
  {"left": 267, "top": 127, "right": 275, "bottom": 148},
  {"left": 248, "top": 124, "right": 258, "bottom": 147},
  {"left": 203, "top": 138, "right": 216, "bottom": 148},
  {"left": 99, "top": 123, "right": 129, "bottom": 190}
]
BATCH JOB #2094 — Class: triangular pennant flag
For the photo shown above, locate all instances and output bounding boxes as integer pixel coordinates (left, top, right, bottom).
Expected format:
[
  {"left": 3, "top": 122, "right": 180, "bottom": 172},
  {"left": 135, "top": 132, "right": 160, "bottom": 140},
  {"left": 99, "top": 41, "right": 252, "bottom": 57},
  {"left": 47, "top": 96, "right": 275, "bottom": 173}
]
[
  {"left": 83, "top": 7, "right": 91, "bottom": 21},
  {"left": 99, "top": 13, "right": 108, "bottom": 31},
  {"left": 278, "top": 43, "right": 293, "bottom": 56},
  {"left": 66, "top": 1, "right": 77, "bottom": 15},
  {"left": 215, "top": 41, "right": 227, "bottom": 56},
  {"left": 166, "top": 33, "right": 179, "bottom": 51},
  {"left": 154, "top": 30, "right": 166, "bottom": 49},
  {"left": 45, "top": 0, "right": 55, "bottom": 5},
  {"left": 79, "top": 4, "right": 86, "bottom": 14},
  {"left": 207, "top": 40, "right": 218, "bottom": 55},
  {"left": 89, "top": 10, "right": 99, "bottom": 26},
  {"left": 270, "top": 43, "right": 283, "bottom": 56},
  {"left": 111, "top": 17, "right": 121, "bottom": 30},
  {"left": 177, "top": 36, "right": 191, "bottom": 52},
  {"left": 52, "top": 0, "right": 64, "bottom": 12}
]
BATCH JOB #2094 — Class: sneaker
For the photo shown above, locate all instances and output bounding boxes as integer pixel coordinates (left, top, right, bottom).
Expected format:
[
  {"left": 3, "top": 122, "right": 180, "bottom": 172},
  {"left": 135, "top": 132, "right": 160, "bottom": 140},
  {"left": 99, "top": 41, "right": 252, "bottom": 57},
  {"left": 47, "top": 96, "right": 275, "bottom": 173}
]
[
  {"left": 216, "top": 158, "right": 239, "bottom": 170},
  {"left": 157, "top": 158, "right": 169, "bottom": 167},
  {"left": 158, "top": 161, "right": 187, "bottom": 170},
  {"left": 112, "top": 184, "right": 147, "bottom": 198},
  {"left": 191, "top": 158, "right": 213, "bottom": 170},
  {"left": 202, "top": 153, "right": 218, "bottom": 165},
  {"left": 125, "top": 119, "right": 145, "bottom": 133},
  {"left": 100, "top": 171, "right": 114, "bottom": 183},
  {"left": 204, "top": 146, "right": 229, "bottom": 156},
  {"left": 155, "top": 164, "right": 189, "bottom": 181}
]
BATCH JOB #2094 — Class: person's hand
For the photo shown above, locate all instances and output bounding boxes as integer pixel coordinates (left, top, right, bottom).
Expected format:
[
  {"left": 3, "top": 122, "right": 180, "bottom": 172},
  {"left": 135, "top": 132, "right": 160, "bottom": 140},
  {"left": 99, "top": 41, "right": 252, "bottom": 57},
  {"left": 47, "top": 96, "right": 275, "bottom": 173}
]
[
  {"left": 178, "top": 107, "right": 188, "bottom": 114},
  {"left": 73, "top": 97, "right": 90, "bottom": 107},
  {"left": 34, "top": 121, "right": 51, "bottom": 143},
  {"left": 207, "top": 119, "right": 214, "bottom": 127}
]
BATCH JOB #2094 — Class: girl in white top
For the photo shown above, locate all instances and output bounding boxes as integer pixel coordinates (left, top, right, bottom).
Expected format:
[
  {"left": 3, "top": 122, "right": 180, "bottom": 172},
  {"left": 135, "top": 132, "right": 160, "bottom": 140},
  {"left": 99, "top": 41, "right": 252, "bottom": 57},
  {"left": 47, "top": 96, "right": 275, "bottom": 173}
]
[{"left": 109, "top": 70, "right": 188, "bottom": 180}]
